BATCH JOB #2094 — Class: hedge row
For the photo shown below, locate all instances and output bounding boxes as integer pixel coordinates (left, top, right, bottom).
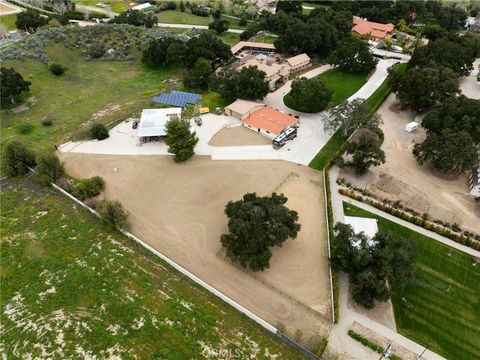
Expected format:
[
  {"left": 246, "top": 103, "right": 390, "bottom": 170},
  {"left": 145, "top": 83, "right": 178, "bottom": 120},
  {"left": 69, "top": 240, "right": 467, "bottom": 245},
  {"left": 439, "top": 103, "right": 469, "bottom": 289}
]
[
  {"left": 339, "top": 188, "right": 480, "bottom": 251},
  {"left": 324, "top": 168, "right": 339, "bottom": 323},
  {"left": 316, "top": 336, "right": 329, "bottom": 357},
  {"left": 347, "top": 330, "right": 402, "bottom": 360}
]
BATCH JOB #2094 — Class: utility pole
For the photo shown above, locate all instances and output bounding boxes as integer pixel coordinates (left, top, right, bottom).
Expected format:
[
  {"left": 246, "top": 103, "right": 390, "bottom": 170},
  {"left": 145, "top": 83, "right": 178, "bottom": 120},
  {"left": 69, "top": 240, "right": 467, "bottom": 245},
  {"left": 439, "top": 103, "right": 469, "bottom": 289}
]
[{"left": 379, "top": 340, "right": 393, "bottom": 360}]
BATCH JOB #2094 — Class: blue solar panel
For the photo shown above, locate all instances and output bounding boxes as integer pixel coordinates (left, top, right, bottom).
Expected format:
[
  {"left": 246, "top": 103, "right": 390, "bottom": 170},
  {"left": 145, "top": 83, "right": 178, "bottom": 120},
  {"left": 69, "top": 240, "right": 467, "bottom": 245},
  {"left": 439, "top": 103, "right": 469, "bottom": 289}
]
[{"left": 152, "top": 91, "right": 202, "bottom": 107}]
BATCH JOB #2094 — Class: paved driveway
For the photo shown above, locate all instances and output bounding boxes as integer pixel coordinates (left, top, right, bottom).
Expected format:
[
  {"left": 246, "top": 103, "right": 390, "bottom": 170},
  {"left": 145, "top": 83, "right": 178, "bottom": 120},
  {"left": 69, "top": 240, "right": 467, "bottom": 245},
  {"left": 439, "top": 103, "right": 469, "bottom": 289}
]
[{"left": 60, "top": 59, "right": 400, "bottom": 165}]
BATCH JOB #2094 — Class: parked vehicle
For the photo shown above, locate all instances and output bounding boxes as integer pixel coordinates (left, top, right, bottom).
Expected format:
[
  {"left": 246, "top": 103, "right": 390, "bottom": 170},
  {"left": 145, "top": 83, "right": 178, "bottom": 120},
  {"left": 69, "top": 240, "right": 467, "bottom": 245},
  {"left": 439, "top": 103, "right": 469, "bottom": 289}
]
[
  {"left": 194, "top": 117, "right": 202, "bottom": 126},
  {"left": 272, "top": 127, "right": 297, "bottom": 150},
  {"left": 132, "top": 121, "right": 138, "bottom": 129}
]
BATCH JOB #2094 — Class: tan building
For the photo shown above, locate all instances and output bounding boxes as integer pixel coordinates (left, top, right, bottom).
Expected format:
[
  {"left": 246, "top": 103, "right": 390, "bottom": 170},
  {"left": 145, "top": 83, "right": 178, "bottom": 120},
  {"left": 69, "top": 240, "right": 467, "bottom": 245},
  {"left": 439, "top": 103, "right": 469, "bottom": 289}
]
[
  {"left": 286, "top": 53, "right": 311, "bottom": 73},
  {"left": 224, "top": 99, "right": 266, "bottom": 121},
  {"left": 237, "top": 54, "right": 291, "bottom": 91}
]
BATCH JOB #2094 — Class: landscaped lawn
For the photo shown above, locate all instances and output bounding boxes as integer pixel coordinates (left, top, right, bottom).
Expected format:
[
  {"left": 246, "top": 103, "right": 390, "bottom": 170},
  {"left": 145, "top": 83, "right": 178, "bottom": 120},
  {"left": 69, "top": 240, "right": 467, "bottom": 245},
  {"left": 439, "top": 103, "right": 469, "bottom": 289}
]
[
  {"left": 284, "top": 69, "right": 368, "bottom": 113},
  {"left": 0, "top": 176, "right": 304, "bottom": 359},
  {"left": 72, "top": 0, "right": 137, "bottom": 14},
  {"left": 343, "top": 203, "right": 480, "bottom": 360},
  {"left": 317, "top": 68, "right": 369, "bottom": 106},
  {"left": 251, "top": 33, "right": 278, "bottom": 44},
  {"left": 308, "top": 129, "right": 347, "bottom": 170},
  {"left": 0, "top": 14, "right": 18, "bottom": 31},
  {"left": 1, "top": 43, "right": 180, "bottom": 151},
  {"left": 156, "top": 10, "right": 245, "bottom": 30}
]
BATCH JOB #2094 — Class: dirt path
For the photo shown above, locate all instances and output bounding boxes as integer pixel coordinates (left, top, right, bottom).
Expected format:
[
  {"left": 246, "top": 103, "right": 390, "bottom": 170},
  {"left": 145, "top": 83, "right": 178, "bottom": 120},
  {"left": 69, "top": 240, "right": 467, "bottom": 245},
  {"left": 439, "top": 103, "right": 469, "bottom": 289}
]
[
  {"left": 340, "top": 94, "right": 480, "bottom": 233},
  {"left": 60, "top": 154, "right": 331, "bottom": 349},
  {"left": 208, "top": 126, "right": 272, "bottom": 147}
]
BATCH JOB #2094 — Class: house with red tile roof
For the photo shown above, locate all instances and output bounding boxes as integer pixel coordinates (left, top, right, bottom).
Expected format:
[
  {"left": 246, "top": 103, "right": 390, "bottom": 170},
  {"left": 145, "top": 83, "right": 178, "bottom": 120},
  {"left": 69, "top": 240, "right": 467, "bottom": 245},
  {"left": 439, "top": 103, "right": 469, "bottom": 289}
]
[
  {"left": 352, "top": 16, "right": 395, "bottom": 40},
  {"left": 243, "top": 107, "right": 298, "bottom": 138}
]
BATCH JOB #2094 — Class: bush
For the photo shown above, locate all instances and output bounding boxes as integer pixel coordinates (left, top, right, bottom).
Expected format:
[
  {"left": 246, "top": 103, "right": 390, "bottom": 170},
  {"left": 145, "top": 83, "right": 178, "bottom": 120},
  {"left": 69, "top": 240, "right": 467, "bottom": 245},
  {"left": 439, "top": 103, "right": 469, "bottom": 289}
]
[
  {"left": 90, "top": 123, "right": 109, "bottom": 140},
  {"left": 74, "top": 176, "right": 105, "bottom": 200},
  {"left": 49, "top": 63, "right": 66, "bottom": 76},
  {"left": 35, "top": 152, "right": 64, "bottom": 186},
  {"left": 96, "top": 199, "right": 128, "bottom": 229},
  {"left": 191, "top": 5, "right": 210, "bottom": 16},
  {"left": 347, "top": 330, "right": 384, "bottom": 354},
  {"left": 317, "top": 336, "right": 329, "bottom": 356},
  {"left": 17, "top": 122, "right": 34, "bottom": 134},
  {"left": 42, "top": 117, "right": 53, "bottom": 126},
  {"left": 88, "top": 43, "right": 107, "bottom": 59},
  {"left": 3, "top": 140, "right": 36, "bottom": 177}
]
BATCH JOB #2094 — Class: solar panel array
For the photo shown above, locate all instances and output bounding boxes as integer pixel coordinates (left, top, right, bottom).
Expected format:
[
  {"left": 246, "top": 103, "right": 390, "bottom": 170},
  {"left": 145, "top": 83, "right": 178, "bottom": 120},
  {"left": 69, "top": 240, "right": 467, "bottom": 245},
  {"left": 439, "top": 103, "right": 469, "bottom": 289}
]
[{"left": 152, "top": 90, "right": 202, "bottom": 107}]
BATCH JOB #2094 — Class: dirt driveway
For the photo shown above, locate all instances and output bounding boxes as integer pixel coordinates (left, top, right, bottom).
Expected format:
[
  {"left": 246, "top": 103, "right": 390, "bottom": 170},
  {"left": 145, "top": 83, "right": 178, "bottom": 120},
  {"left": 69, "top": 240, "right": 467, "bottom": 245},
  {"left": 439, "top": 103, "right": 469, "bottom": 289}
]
[
  {"left": 340, "top": 94, "right": 480, "bottom": 233},
  {"left": 60, "top": 154, "right": 332, "bottom": 350}
]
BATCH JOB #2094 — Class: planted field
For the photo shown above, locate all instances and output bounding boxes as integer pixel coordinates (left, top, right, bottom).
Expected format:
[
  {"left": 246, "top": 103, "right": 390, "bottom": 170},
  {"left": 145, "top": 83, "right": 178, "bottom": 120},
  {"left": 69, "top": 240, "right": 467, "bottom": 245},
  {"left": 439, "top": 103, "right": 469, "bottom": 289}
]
[
  {"left": 0, "top": 176, "right": 304, "bottom": 358},
  {"left": 343, "top": 203, "right": 480, "bottom": 360}
]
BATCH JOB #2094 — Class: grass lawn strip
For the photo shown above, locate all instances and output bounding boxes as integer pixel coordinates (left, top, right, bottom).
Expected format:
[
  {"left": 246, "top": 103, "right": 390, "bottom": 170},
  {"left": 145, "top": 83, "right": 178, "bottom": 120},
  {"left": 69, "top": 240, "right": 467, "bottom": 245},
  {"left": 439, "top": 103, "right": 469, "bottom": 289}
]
[
  {"left": 0, "top": 14, "right": 18, "bottom": 31},
  {"left": 343, "top": 202, "right": 480, "bottom": 360},
  {"left": 0, "top": 176, "right": 304, "bottom": 359}
]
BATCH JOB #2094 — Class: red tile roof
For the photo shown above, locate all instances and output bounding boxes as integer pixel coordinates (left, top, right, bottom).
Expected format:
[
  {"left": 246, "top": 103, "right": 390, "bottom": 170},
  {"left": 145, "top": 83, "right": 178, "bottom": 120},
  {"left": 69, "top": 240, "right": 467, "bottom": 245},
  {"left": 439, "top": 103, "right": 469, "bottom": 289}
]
[
  {"left": 243, "top": 107, "right": 298, "bottom": 135},
  {"left": 352, "top": 16, "right": 394, "bottom": 39}
]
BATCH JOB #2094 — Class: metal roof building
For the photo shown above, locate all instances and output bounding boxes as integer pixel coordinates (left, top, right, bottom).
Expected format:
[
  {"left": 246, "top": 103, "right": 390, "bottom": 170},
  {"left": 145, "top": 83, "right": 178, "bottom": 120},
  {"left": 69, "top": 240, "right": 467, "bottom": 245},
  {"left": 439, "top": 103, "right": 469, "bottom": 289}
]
[
  {"left": 152, "top": 90, "right": 202, "bottom": 108},
  {"left": 137, "top": 108, "right": 182, "bottom": 139}
]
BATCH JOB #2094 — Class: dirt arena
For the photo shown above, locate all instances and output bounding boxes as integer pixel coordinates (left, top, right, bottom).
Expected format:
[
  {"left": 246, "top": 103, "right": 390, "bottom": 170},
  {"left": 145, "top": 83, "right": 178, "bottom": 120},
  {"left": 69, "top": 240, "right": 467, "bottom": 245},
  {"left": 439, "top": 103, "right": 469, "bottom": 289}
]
[
  {"left": 60, "top": 153, "right": 332, "bottom": 349},
  {"left": 340, "top": 94, "right": 480, "bottom": 233},
  {"left": 208, "top": 126, "right": 271, "bottom": 147}
]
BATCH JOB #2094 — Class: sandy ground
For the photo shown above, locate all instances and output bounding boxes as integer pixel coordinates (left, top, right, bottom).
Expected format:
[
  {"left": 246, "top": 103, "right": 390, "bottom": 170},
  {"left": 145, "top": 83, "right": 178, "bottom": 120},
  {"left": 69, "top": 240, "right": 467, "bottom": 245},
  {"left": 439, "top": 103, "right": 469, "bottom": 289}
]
[
  {"left": 208, "top": 125, "right": 272, "bottom": 147},
  {"left": 60, "top": 154, "right": 332, "bottom": 349},
  {"left": 339, "top": 94, "right": 480, "bottom": 233},
  {"left": 459, "top": 58, "right": 480, "bottom": 100}
]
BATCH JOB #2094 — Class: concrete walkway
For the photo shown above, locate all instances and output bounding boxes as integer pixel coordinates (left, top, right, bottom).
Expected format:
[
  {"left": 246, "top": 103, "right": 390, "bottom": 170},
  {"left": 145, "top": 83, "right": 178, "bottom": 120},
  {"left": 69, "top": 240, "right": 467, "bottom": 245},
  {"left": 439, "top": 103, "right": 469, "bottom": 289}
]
[
  {"left": 156, "top": 23, "right": 244, "bottom": 33},
  {"left": 330, "top": 167, "right": 480, "bottom": 258}
]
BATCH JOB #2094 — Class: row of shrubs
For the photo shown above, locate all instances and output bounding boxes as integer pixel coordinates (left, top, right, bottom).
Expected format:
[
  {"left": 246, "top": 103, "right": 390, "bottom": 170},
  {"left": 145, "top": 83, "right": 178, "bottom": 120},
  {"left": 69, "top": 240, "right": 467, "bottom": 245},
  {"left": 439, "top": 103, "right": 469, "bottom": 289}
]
[
  {"left": 339, "top": 188, "right": 480, "bottom": 251},
  {"left": 347, "top": 330, "right": 402, "bottom": 360},
  {"left": 3, "top": 140, "right": 126, "bottom": 230},
  {"left": 324, "top": 170, "right": 339, "bottom": 324}
]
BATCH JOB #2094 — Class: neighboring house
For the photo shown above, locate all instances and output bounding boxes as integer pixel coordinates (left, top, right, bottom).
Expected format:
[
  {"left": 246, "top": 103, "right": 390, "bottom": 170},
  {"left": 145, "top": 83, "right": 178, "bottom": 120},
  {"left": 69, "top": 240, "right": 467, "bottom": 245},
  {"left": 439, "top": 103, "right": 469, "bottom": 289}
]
[
  {"left": 249, "top": 0, "right": 276, "bottom": 14},
  {"left": 137, "top": 108, "right": 182, "bottom": 143},
  {"left": 243, "top": 107, "right": 298, "bottom": 138},
  {"left": 352, "top": 16, "right": 395, "bottom": 40},
  {"left": 131, "top": 2, "right": 154, "bottom": 12},
  {"left": 237, "top": 54, "right": 291, "bottom": 90},
  {"left": 469, "top": 162, "right": 480, "bottom": 197},
  {"left": 231, "top": 41, "right": 276, "bottom": 56},
  {"left": 286, "top": 53, "right": 311, "bottom": 73},
  {"left": 224, "top": 99, "right": 266, "bottom": 121}
]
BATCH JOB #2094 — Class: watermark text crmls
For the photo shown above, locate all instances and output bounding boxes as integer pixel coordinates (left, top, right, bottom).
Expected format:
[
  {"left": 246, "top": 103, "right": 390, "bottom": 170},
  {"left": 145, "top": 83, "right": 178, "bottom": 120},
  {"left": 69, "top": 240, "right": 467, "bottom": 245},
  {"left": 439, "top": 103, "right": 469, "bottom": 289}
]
[{"left": 202, "top": 348, "right": 244, "bottom": 359}]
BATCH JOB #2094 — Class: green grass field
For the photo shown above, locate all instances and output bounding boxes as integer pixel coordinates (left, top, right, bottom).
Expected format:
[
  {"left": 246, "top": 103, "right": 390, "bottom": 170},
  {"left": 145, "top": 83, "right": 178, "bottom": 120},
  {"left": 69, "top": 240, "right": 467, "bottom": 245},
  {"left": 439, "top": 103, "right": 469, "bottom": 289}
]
[
  {"left": 0, "top": 14, "right": 18, "bottom": 31},
  {"left": 72, "top": 0, "right": 137, "bottom": 14},
  {"left": 343, "top": 203, "right": 480, "bottom": 360},
  {"left": 308, "top": 129, "right": 347, "bottom": 170},
  {"left": 156, "top": 10, "right": 245, "bottom": 30},
  {"left": 317, "top": 69, "right": 369, "bottom": 106},
  {"left": 1, "top": 44, "right": 179, "bottom": 151},
  {"left": 251, "top": 33, "right": 278, "bottom": 44},
  {"left": 284, "top": 69, "right": 368, "bottom": 113},
  {"left": 0, "top": 176, "right": 303, "bottom": 358}
]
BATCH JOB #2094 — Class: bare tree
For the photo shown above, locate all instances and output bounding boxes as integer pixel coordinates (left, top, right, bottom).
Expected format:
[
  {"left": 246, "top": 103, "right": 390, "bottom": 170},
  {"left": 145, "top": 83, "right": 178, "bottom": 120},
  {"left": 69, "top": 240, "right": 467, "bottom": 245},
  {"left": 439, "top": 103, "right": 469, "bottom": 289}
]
[{"left": 323, "top": 98, "right": 382, "bottom": 136}]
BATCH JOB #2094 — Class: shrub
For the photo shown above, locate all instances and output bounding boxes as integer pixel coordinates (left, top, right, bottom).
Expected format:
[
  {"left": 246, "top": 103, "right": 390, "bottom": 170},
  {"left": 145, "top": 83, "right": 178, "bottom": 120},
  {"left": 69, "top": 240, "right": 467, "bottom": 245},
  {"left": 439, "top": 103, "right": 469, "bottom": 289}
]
[
  {"left": 88, "top": 43, "right": 107, "bottom": 59},
  {"left": 35, "top": 152, "right": 64, "bottom": 186},
  {"left": 42, "top": 117, "right": 53, "bottom": 126},
  {"left": 17, "top": 122, "right": 34, "bottom": 134},
  {"left": 49, "top": 63, "right": 66, "bottom": 76},
  {"left": 96, "top": 199, "right": 128, "bottom": 229},
  {"left": 347, "top": 330, "right": 384, "bottom": 354},
  {"left": 90, "top": 123, "right": 109, "bottom": 140},
  {"left": 74, "top": 176, "right": 105, "bottom": 200},
  {"left": 3, "top": 140, "right": 36, "bottom": 177}
]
